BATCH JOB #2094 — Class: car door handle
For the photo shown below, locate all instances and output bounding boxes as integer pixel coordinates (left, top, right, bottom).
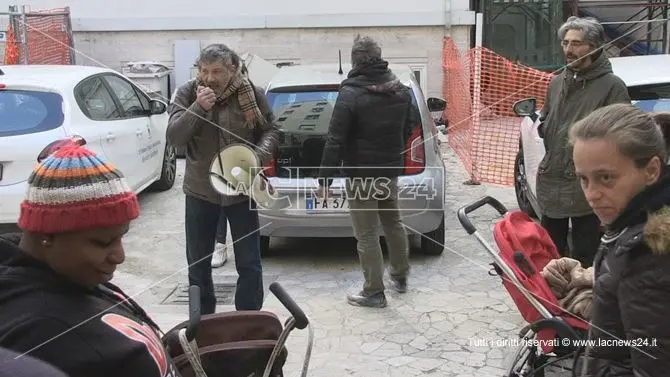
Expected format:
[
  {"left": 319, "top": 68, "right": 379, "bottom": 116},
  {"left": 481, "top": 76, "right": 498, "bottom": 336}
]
[
  {"left": 106, "top": 132, "right": 115, "bottom": 142},
  {"left": 136, "top": 129, "right": 143, "bottom": 137}
]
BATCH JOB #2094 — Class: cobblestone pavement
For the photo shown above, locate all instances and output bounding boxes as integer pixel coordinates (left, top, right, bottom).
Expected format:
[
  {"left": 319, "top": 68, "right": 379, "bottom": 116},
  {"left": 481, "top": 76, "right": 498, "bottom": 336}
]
[{"left": 114, "top": 141, "right": 577, "bottom": 377}]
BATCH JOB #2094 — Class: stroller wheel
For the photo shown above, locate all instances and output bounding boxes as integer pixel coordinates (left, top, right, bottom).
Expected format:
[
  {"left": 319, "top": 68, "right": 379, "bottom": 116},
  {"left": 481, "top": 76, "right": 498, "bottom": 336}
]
[
  {"left": 505, "top": 342, "right": 541, "bottom": 377},
  {"left": 504, "top": 331, "right": 552, "bottom": 377}
]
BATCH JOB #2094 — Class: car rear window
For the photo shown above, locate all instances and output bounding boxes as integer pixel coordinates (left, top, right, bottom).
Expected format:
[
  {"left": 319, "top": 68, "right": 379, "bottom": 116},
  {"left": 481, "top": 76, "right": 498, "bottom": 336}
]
[
  {"left": 0, "top": 90, "right": 64, "bottom": 137},
  {"left": 265, "top": 90, "right": 338, "bottom": 178},
  {"left": 629, "top": 83, "right": 670, "bottom": 113},
  {"left": 266, "top": 90, "right": 339, "bottom": 134},
  {"left": 265, "top": 87, "right": 420, "bottom": 178}
]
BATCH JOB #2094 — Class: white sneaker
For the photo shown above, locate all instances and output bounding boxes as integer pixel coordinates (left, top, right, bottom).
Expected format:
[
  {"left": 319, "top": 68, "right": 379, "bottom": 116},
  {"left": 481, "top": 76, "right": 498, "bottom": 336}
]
[{"left": 211, "top": 243, "right": 228, "bottom": 268}]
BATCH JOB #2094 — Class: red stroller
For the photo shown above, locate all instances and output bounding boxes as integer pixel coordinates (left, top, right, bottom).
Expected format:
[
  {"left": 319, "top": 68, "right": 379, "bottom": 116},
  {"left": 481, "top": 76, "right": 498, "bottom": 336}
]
[{"left": 457, "top": 196, "right": 589, "bottom": 377}]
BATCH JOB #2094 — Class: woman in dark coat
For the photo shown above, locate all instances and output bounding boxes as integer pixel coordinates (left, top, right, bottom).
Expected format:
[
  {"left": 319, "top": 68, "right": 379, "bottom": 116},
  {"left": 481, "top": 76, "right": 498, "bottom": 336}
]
[{"left": 569, "top": 103, "right": 670, "bottom": 376}]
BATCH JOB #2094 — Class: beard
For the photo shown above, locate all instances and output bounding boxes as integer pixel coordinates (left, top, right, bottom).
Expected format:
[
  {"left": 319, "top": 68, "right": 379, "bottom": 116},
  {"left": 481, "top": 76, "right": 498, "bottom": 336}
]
[{"left": 566, "top": 54, "right": 588, "bottom": 70}]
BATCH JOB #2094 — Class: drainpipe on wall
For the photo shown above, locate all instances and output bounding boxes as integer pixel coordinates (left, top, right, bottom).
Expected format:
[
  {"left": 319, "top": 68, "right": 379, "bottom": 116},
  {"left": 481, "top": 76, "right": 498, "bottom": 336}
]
[{"left": 444, "top": 0, "right": 452, "bottom": 37}]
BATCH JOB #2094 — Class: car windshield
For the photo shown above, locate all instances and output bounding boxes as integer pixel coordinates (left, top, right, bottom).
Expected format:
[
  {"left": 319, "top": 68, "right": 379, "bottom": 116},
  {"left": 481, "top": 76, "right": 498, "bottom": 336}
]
[
  {"left": 629, "top": 83, "right": 670, "bottom": 112},
  {"left": 0, "top": 90, "right": 64, "bottom": 137}
]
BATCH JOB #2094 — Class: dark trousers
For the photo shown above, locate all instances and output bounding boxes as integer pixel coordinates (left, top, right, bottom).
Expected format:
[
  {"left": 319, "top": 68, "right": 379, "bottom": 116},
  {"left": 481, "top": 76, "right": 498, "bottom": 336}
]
[
  {"left": 217, "top": 208, "right": 228, "bottom": 244},
  {"left": 185, "top": 195, "right": 263, "bottom": 314},
  {"left": 540, "top": 214, "right": 602, "bottom": 267}
]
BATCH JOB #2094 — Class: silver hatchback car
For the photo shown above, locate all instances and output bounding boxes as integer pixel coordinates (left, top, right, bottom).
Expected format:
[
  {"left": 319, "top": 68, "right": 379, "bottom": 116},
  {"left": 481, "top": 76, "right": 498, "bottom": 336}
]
[{"left": 258, "top": 63, "right": 446, "bottom": 256}]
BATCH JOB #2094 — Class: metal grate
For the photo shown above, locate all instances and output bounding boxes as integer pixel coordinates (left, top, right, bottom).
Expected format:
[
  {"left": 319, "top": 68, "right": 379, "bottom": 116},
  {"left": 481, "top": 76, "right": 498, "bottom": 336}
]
[
  {"left": 162, "top": 283, "right": 236, "bottom": 305},
  {"left": 161, "top": 276, "right": 278, "bottom": 306}
]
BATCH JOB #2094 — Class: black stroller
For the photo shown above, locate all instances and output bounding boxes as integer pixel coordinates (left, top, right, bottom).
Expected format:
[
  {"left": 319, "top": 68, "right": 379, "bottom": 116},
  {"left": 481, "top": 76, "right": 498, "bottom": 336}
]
[{"left": 163, "top": 282, "right": 313, "bottom": 377}]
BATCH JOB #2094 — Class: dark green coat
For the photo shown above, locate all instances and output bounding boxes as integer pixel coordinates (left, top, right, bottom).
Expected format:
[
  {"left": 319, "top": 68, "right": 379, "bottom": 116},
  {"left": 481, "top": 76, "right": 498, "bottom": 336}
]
[{"left": 537, "top": 52, "right": 630, "bottom": 218}]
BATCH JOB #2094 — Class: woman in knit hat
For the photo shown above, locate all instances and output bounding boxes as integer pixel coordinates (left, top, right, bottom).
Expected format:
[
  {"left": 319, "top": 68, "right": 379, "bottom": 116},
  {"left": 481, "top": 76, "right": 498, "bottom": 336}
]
[{"left": 0, "top": 142, "right": 180, "bottom": 377}]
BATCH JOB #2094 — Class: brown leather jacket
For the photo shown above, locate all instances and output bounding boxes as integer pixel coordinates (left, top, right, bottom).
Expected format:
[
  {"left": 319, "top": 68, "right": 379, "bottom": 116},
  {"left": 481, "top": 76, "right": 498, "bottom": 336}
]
[{"left": 167, "top": 79, "right": 280, "bottom": 206}]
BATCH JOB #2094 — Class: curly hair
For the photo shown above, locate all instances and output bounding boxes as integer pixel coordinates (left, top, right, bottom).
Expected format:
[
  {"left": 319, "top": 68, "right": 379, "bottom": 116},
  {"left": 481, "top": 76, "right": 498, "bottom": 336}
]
[{"left": 351, "top": 35, "right": 382, "bottom": 68}]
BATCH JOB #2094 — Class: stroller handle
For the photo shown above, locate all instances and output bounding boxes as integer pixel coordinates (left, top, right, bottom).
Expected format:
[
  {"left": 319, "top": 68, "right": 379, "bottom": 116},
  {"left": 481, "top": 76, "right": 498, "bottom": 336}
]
[
  {"left": 457, "top": 196, "right": 508, "bottom": 235},
  {"left": 185, "top": 285, "right": 201, "bottom": 341},
  {"left": 270, "top": 282, "right": 309, "bottom": 330}
]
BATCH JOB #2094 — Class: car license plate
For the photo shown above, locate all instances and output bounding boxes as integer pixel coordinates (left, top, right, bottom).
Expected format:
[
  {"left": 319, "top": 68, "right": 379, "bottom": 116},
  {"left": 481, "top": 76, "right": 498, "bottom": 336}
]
[{"left": 305, "top": 195, "right": 349, "bottom": 212}]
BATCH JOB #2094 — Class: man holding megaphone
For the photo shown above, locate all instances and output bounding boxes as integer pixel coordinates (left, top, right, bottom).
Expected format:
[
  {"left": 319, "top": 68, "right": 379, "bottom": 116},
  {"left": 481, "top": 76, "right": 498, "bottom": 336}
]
[{"left": 167, "top": 44, "right": 280, "bottom": 315}]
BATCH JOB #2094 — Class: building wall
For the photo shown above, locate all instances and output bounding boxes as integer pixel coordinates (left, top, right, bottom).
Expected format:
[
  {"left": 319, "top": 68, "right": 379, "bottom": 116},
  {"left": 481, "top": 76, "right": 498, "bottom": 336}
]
[
  {"left": 1, "top": 1, "right": 474, "bottom": 98},
  {"left": 71, "top": 26, "right": 471, "bottom": 98},
  {"left": 1, "top": 0, "right": 472, "bottom": 31}
]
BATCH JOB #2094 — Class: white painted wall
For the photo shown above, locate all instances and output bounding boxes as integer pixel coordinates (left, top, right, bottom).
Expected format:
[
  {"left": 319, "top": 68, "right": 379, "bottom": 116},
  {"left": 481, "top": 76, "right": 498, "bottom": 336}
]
[
  {"left": 0, "top": 0, "right": 475, "bottom": 30},
  {"left": 70, "top": 26, "right": 452, "bottom": 98},
  {"left": 0, "top": 0, "right": 475, "bottom": 98}
]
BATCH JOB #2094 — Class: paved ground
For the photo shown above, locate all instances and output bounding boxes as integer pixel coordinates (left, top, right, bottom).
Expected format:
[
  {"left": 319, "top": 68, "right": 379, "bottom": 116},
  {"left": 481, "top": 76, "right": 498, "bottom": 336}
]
[{"left": 113, "top": 140, "right": 576, "bottom": 377}]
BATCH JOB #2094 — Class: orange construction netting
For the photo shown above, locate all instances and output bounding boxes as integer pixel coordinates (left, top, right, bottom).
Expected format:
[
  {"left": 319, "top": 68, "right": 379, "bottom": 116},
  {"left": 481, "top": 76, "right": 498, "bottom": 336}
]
[
  {"left": 442, "top": 37, "right": 554, "bottom": 186},
  {"left": 3, "top": 23, "right": 19, "bottom": 64},
  {"left": 3, "top": 7, "right": 73, "bottom": 65}
]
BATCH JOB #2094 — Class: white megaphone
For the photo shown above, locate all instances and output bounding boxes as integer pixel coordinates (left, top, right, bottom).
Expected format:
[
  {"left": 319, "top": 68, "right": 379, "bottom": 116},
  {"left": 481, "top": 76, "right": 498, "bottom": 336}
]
[{"left": 208, "top": 143, "right": 288, "bottom": 210}]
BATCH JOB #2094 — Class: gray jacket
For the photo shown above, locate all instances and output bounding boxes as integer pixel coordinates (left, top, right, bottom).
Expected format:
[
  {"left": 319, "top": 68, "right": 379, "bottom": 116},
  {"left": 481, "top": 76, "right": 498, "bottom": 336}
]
[
  {"left": 536, "top": 51, "right": 630, "bottom": 218},
  {"left": 166, "top": 79, "right": 280, "bottom": 206}
]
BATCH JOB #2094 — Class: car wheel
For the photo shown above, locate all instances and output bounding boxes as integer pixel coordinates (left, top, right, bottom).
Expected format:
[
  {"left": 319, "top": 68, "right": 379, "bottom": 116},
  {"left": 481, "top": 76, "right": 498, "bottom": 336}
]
[
  {"left": 514, "top": 150, "right": 537, "bottom": 218},
  {"left": 149, "top": 144, "right": 177, "bottom": 192},
  {"left": 421, "top": 214, "right": 445, "bottom": 255},
  {"left": 260, "top": 236, "right": 271, "bottom": 258}
]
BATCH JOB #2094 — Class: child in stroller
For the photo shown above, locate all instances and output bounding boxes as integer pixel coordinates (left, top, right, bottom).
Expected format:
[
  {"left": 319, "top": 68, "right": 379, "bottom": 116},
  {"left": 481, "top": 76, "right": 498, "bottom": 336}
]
[
  {"left": 163, "top": 282, "right": 314, "bottom": 377},
  {"left": 458, "top": 196, "right": 589, "bottom": 377}
]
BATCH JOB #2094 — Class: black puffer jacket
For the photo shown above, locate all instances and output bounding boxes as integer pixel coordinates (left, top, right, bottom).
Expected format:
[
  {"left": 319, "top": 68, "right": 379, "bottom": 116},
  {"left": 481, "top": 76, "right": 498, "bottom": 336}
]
[
  {"left": 318, "top": 60, "right": 417, "bottom": 181},
  {"left": 581, "top": 169, "right": 670, "bottom": 377}
]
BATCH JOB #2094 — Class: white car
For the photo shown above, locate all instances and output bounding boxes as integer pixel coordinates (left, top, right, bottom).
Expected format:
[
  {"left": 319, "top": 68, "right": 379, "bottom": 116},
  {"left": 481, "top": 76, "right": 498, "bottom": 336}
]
[
  {"left": 513, "top": 54, "right": 670, "bottom": 218},
  {"left": 0, "top": 65, "right": 176, "bottom": 229},
  {"left": 259, "top": 63, "right": 447, "bottom": 255}
]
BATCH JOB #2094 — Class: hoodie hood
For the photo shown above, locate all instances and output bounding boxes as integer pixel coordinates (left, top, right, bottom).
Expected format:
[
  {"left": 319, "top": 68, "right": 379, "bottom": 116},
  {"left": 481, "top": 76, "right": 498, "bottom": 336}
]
[
  {"left": 0, "top": 234, "right": 89, "bottom": 302},
  {"left": 565, "top": 49, "right": 612, "bottom": 81},
  {"left": 560, "top": 49, "right": 613, "bottom": 94},
  {"left": 606, "top": 167, "right": 670, "bottom": 255},
  {"left": 0, "top": 234, "right": 176, "bottom": 377},
  {"left": 342, "top": 59, "right": 404, "bottom": 93}
]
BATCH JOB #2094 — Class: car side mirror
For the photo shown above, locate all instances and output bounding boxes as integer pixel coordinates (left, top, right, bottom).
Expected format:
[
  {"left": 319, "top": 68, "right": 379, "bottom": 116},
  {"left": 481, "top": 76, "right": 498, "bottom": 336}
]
[
  {"left": 149, "top": 99, "right": 167, "bottom": 115},
  {"left": 427, "top": 97, "right": 447, "bottom": 112},
  {"left": 512, "top": 98, "right": 537, "bottom": 118}
]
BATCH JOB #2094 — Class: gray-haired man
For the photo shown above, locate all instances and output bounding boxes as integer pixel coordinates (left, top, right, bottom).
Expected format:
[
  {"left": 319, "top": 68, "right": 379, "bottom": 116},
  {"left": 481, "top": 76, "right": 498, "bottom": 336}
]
[
  {"left": 167, "top": 44, "right": 279, "bottom": 314},
  {"left": 537, "top": 17, "right": 630, "bottom": 267},
  {"left": 317, "top": 36, "right": 417, "bottom": 308}
]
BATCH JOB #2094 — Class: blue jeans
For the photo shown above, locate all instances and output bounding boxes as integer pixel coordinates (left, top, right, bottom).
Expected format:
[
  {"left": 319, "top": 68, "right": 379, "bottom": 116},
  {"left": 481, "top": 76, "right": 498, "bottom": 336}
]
[
  {"left": 184, "top": 195, "right": 263, "bottom": 314},
  {"left": 217, "top": 208, "right": 228, "bottom": 244}
]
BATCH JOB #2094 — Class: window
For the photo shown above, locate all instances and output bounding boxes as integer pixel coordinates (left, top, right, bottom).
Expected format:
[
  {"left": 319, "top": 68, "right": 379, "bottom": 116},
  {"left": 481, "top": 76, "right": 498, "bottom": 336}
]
[
  {"left": 266, "top": 91, "right": 338, "bottom": 135},
  {"left": 265, "top": 90, "right": 339, "bottom": 178},
  {"left": 136, "top": 85, "right": 151, "bottom": 112},
  {"left": 628, "top": 83, "right": 670, "bottom": 113},
  {"left": 104, "top": 74, "right": 148, "bottom": 118},
  {"left": 265, "top": 89, "right": 420, "bottom": 178},
  {"left": 413, "top": 70, "right": 421, "bottom": 85},
  {"left": 408, "top": 64, "right": 427, "bottom": 96},
  {"left": 77, "top": 77, "right": 121, "bottom": 121},
  {"left": 0, "top": 90, "right": 65, "bottom": 137}
]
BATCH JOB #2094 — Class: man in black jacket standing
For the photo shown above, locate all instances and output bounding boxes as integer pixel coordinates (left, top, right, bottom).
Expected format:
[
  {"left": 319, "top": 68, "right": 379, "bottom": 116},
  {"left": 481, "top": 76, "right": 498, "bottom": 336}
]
[{"left": 317, "top": 35, "right": 417, "bottom": 308}]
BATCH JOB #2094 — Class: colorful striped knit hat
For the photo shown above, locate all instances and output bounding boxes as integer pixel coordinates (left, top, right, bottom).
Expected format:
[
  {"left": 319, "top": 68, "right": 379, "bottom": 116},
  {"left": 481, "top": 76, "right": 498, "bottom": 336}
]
[{"left": 17, "top": 143, "right": 140, "bottom": 234}]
